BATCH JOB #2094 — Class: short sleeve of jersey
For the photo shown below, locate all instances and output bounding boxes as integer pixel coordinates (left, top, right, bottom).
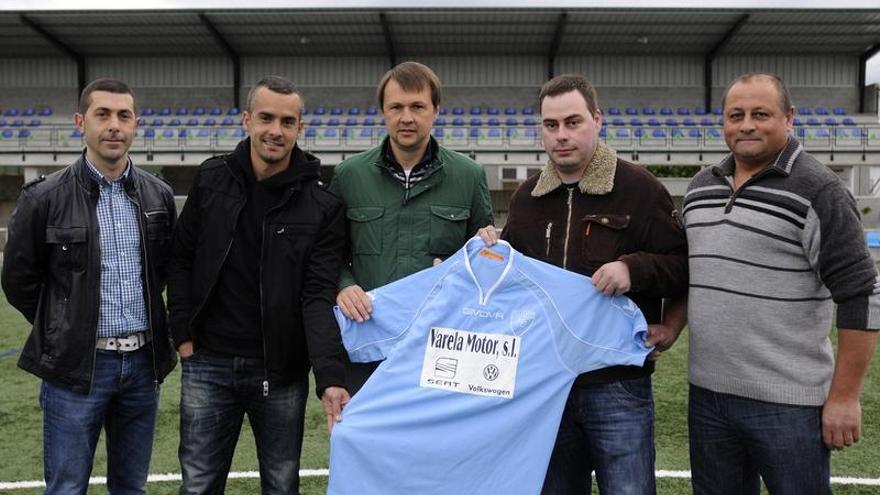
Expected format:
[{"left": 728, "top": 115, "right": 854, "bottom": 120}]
[{"left": 334, "top": 263, "right": 450, "bottom": 363}]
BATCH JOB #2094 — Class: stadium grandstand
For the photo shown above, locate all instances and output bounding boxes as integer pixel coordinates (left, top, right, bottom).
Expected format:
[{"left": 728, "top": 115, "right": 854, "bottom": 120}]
[{"left": 0, "top": 5, "right": 879, "bottom": 240}]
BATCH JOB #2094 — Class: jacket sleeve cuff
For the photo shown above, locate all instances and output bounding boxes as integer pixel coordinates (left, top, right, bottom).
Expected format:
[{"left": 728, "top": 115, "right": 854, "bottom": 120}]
[
  {"left": 837, "top": 295, "right": 880, "bottom": 331},
  {"left": 617, "top": 254, "right": 646, "bottom": 292},
  {"left": 313, "top": 357, "right": 347, "bottom": 399},
  {"left": 338, "top": 267, "right": 357, "bottom": 292}
]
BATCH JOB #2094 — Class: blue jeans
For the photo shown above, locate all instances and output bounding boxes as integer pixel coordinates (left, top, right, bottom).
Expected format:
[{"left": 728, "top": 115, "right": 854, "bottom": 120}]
[
  {"left": 40, "top": 347, "right": 159, "bottom": 495},
  {"left": 541, "top": 376, "right": 656, "bottom": 495},
  {"left": 688, "top": 384, "right": 831, "bottom": 495},
  {"left": 178, "top": 349, "right": 308, "bottom": 495}
]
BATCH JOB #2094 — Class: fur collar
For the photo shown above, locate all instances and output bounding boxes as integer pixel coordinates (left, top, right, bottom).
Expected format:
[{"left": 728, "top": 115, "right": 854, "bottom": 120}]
[{"left": 531, "top": 141, "right": 618, "bottom": 197}]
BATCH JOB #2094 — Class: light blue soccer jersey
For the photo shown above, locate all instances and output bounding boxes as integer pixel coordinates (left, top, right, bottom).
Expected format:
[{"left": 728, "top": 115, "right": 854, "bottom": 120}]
[{"left": 329, "top": 237, "right": 650, "bottom": 495}]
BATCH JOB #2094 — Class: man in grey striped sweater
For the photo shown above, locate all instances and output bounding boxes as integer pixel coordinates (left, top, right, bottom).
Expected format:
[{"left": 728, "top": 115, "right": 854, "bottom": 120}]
[{"left": 683, "top": 72, "right": 879, "bottom": 495}]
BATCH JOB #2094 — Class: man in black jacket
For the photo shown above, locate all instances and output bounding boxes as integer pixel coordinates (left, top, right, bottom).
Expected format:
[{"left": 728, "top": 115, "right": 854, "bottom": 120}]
[
  {"left": 2, "top": 78, "right": 177, "bottom": 495},
  {"left": 167, "top": 75, "right": 348, "bottom": 495}
]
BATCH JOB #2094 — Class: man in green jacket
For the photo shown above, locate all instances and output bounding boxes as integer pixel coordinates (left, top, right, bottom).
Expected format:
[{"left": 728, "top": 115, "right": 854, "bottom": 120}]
[{"left": 331, "top": 61, "right": 493, "bottom": 395}]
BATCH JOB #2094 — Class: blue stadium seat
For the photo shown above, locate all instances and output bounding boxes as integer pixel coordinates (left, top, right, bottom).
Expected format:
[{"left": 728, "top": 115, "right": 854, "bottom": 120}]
[
  {"left": 178, "top": 129, "right": 189, "bottom": 138},
  {"left": 186, "top": 118, "right": 199, "bottom": 126},
  {"left": 795, "top": 127, "right": 807, "bottom": 138},
  {"left": 833, "top": 107, "right": 846, "bottom": 116},
  {"left": 228, "top": 107, "right": 240, "bottom": 116},
  {"left": 327, "top": 118, "right": 340, "bottom": 127},
  {"left": 162, "top": 129, "right": 175, "bottom": 139},
  {"left": 221, "top": 117, "right": 235, "bottom": 126},
  {"left": 176, "top": 107, "right": 189, "bottom": 116},
  {"left": 814, "top": 107, "right": 828, "bottom": 116},
  {"left": 366, "top": 106, "right": 378, "bottom": 115},
  {"left": 615, "top": 129, "right": 631, "bottom": 138},
  {"left": 607, "top": 107, "right": 621, "bottom": 116},
  {"left": 193, "top": 107, "right": 206, "bottom": 116},
  {"left": 523, "top": 117, "right": 538, "bottom": 126},
  {"left": 676, "top": 107, "right": 690, "bottom": 115},
  {"left": 711, "top": 107, "right": 723, "bottom": 116},
  {"left": 798, "top": 107, "right": 812, "bottom": 115},
  {"left": 142, "top": 108, "right": 155, "bottom": 116},
  {"left": 682, "top": 118, "right": 696, "bottom": 126},
  {"left": 504, "top": 107, "right": 517, "bottom": 115},
  {"left": 505, "top": 117, "right": 518, "bottom": 126},
  {"left": 470, "top": 118, "right": 482, "bottom": 127},
  {"left": 232, "top": 128, "right": 245, "bottom": 138},
  {"left": 487, "top": 107, "right": 499, "bottom": 115},
  {"left": 362, "top": 117, "right": 377, "bottom": 127},
  {"left": 806, "top": 118, "right": 820, "bottom": 126},
  {"left": 834, "top": 128, "right": 850, "bottom": 138},
  {"left": 0, "top": 119, "right": 6, "bottom": 127},
  {"left": 523, "top": 128, "right": 537, "bottom": 137},
  {"left": 197, "top": 129, "right": 211, "bottom": 138},
  {"left": 842, "top": 117, "right": 856, "bottom": 126},
  {"left": 210, "top": 107, "right": 223, "bottom": 116},
  {"left": 793, "top": 117, "right": 803, "bottom": 126},
  {"left": 452, "top": 117, "right": 465, "bottom": 127},
  {"left": 652, "top": 129, "right": 666, "bottom": 138},
  {"left": 672, "top": 129, "right": 686, "bottom": 138},
  {"left": 150, "top": 118, "right": 164, "bottom": 127},
  {"left": 344, "top": 118, "right": 358, "bottom": 126},
  {"left": 647, "top": 118, "right": 661, "bottom": 127},
  {"left": 438, "top": 107, "right": 448, "bottom": 116},
  {"left": 168, "top": 119, "right": 182, "bottom": 127},
  {"left": 18, "top": 129, "right": 31, "bottom": 138},
  {"left": 330, "top": 107, "right": 343, "bottom": 115},
  {"left": 143, "top": 128, "right": 155, "bottom": 138},
  {"left": 204, "top": 118, "right": 217, "bottom": 126},
  {"left": 22, "top": 108, "right": 35, "bottom": 117},
  {"left": 612, "top": 118, "right": 626, "bottom": 126},
  {"left": 488, "top": 128, "right": 501, "bottom": 138},
  {"left": 505, "top": 128, "right": 518, "bottom": 138},
  {"left": 694, "top": 107, "right": 708, "bottom": 116},
  {"left": 360, "top": 128, "right": 373, "bottom": 138},
  {"left": 815, "top": 129, "right": 830, "bottom": 138},
  {"left": 434, "top": 117, "right": 446, "bottom": 126},
  {"left": 707, "top": 129, "right": 722, "bottom": 139},
  {"left": 665, "top": 118, "right": 679, "bottom": 126},
  {"left": 39, "top": 107, "right": 53, "bottom": 117},
  {"left": 469, "top": 128, "right": 481, "bottom": 138},
  {"left": 348, "top": 107, "right": 361, "bottom": 115},
  {"left": 700, "top": 117, "right": 715, "bottom": 127},
  {"left": 302, "top": 108, "right": 310, "bottom": 116},
  {"left": 9, "top": 119, "right": 23, "bottom": 127},
  {"left": 660, "top": 107, "right": 673, "bottom": 116},
  {"left": 312, "top": 106, "right": 326, "bottom": 115},
  {"left": 452, "top": 107, "right": 465, "bottom": 115},
  {"left": 521, "top": 107, "right": 535, "bottom": 115},
  {"left": 487, "top": 118, "right": 500, "bottom": 127},
  {"left": 305, "top": 128, "right": 317, "bottom": 138},
  {"left": 642, "top": 107, "right": 655, "bottom": 115},
  {"left": 1, "top": 129, "right": 12, "bottom": 139},
  {"left": 158, "top": 108, "right": 171, "bottom": 116},
  {"left": 624, "top": 107, "right": 638, "bottom": 116},
  {"left": 599, "top": 128, "right": 607, "bottom": 138},
  {"left": 71, "top": 129, "right": 83, "bottom": 138},
  {"left": 4, "top": 109, "right": 18, "bottom": 117},
  {"left": 452, "top": 128, "right": 466, "bottom": 138},
  {"left": 629, "top": 118, "right": 643, "bottom": 127},
  {"left": 824, "top": 117, "right": 838, "bottom": 126},
  {"left": 27, "top": 119, "right": 41, "bottom": 127},
  {"left": 688, "top": 129, "right": 702, "bottom": 138},
  {"left": 309, "top": 118, "right": 323, "bottom": 127}
]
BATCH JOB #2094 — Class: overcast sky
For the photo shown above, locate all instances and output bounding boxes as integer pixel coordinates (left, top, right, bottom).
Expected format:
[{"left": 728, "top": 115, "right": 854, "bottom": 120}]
[{"left": 2, "top": 0, "right": 877, "bottom": 84}]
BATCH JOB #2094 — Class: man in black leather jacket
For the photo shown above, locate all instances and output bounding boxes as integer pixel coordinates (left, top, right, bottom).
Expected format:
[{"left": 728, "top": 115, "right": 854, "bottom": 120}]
[
  {"left": 167, "top": 76, "right": 348, "bottom": 495},
  {"left": 2, "top": 78, "right": 176, "bottom": 495}
]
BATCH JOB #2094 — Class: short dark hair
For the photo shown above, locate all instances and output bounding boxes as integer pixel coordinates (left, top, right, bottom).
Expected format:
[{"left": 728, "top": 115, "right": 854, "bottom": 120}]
[
  {"left": 538, "top": 74, "right": 599, "bottom": 116},
  {"left": 246, "top": 76, "right": 302, "bottom": 113},
  {"left": 377, "top": 61, "right": 441, "bottom": 109},
  {"left": 722, "top": 72, "right": 793, "bottom": 115},
  {"left": 78, "top": 78, "right": 136, "bottom": 115}
]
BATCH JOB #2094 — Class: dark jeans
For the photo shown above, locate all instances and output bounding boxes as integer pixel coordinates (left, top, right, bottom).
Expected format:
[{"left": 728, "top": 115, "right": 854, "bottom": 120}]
[
  {"left": 178, "top": 349, "right": 308, "bottom": 495},
  {"left": 541, "top": 376, "right": 656, "bottom": 495},
  {"left": 40, "top": 347, "right": 159, "bottom": 495},
  {"left": 688, "top": 384, "right": 831, "bottom": 495}
]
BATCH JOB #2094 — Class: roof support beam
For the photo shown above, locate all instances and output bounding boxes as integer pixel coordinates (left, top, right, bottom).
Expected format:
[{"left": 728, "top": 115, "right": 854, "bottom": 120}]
[
  {"left": 859, "top": 43, "right": 880, "bottom": 113},
  {"left": 380, "top": 13, "right": 396, "bottom": 68},
  {"left": 704, "top": 13, "right": 750, "bottom": 111},
  {"left": 199, "top": 13, "right": 241, "bottom": 109},
  {"left": 20, "top": 15, "right": 86, "bottom": 99},
  {"left": 547, "top": 12, "right": 567, "bottom": 80}
]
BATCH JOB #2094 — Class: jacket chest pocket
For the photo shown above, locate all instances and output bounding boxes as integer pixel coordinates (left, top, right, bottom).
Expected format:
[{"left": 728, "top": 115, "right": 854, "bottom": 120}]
[
  {"left": 272, "top": 222, "right": 320, "bottom": 260},
  {"left": 429, "top": 205, "right": 471, "bottom": 257},
  {"left": 581, "top": 214, "right": 630, "bottom": 265},
  {"left": 347, "top": 207, "right": 384, "bottom": 255},
  {"left": 45, "top": 225, "right": 88, "bottom": 272},
  {"left": 145, "top": 209, "right": 170, "bottom": 241}
]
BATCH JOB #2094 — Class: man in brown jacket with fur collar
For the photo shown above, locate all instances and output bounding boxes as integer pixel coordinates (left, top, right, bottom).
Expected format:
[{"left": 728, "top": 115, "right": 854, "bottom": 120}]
[{"left": 479, "top": 74, "right": 688, "bottom": 494}]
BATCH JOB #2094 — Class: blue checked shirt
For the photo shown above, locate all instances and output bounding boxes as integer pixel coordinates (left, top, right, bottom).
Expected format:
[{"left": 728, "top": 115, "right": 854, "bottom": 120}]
[{"left": 86, "top": 158, "right": 148, "bottom": 338}]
